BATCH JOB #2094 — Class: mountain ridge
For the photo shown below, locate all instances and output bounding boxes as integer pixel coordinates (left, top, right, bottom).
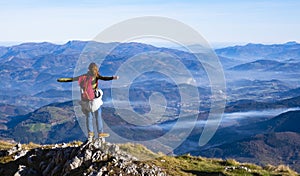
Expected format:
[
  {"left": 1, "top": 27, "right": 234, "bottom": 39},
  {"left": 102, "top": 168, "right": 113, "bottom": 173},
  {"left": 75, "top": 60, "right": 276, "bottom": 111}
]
[
  {"left": 215, "top": 41, "right": 300, "bottom": 61},
  {"left": 1, "top": 40, "right": 300, "bottom": 175},
  {"left": 1, "top": 40, "right": 300, "bottom": 110}
]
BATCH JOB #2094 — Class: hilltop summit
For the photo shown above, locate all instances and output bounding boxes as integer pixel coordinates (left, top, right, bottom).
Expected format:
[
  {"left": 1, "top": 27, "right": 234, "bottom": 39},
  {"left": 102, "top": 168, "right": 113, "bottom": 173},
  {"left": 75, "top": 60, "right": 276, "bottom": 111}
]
[{"left": 0, "top": 140, "right": 165, "bottom": 176}]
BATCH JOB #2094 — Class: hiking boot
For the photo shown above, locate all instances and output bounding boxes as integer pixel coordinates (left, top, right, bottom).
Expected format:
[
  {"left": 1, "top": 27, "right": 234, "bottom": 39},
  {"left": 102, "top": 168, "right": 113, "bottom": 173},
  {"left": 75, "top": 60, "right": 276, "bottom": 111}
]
[
  {"left": 98, "top": 133, "right": 110, "bottom": 138},
  {"left": 88, "top": 132, "right": 94, "bottom": 142}
]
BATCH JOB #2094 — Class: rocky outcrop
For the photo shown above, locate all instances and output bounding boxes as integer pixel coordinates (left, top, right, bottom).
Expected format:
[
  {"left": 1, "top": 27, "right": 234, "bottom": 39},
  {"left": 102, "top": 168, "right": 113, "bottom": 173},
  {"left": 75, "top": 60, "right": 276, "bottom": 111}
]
[{"left": 0, "top": 140, "right": 166, "bottom": 176}]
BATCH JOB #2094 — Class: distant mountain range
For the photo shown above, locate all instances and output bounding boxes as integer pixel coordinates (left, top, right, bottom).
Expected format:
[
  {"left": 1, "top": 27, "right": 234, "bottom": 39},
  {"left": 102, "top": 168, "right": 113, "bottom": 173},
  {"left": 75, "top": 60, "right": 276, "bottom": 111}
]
[
  {"left": 215, "top": 41, "right": 300, "bottom": 62},
  {"left": 1, "top": 41, "right": 300, "bottom": 172},
  {"left": 229, "top": 59, "right": 300, "bottom": 72},
  {"left": 0, "top": 41, "right": 206, "bottom": 109},
  {"left": 0, "top": 41, "right": 299, "bottom": 111}
]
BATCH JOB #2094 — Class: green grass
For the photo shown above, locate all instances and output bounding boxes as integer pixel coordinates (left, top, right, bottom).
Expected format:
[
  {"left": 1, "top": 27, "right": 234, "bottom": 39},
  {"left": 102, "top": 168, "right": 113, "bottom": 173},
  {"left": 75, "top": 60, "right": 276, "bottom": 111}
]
[
  {"left": 118, "top": 142, "right": 162, "bottom": 160},
  {"left": 147, "top": 155, "right": 299, "bottom": 176},
  {"left": 27, "top": 123, "right": 51, "bottom": 132},
  {"left": 46, "top": 107, "right": 71, "bottom": 123},
  {"left": 148, "top": 155, "right": 225, "bottom": 175}
]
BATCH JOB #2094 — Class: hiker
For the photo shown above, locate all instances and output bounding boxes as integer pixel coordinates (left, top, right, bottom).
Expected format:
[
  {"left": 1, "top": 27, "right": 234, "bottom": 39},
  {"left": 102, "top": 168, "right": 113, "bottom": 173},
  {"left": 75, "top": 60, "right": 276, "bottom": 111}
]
[{"left": 58, "top": 63, "right": 119, "bottom": 141}]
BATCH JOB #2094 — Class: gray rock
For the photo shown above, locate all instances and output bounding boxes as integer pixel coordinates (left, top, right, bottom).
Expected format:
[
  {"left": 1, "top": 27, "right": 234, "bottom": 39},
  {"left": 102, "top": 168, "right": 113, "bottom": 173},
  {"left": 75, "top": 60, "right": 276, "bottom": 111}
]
[
  {"left": 16, "top": 143, "right": 22, "bottom": 150},
  {"left": 8, "top": 143, "right": 22, "bottom": 156},
  {"left": 92, "top": 150, "right": 104, "bottom": 162},
  {"left": 1, "top": 140, "right": 166, "bottom": 176},
  {"left": 70, "top": 156, "right": 83, "bottom": 170},
  {"left": 109, "top": 144, "right": 120, "bottom": 154},
  {"left": 13, "top": 150, "right": 28, "bottom": 160},
  {"left": 83, "top": 149, "right": 93, "bottom": 161},
  {"left": 62, "top": 143, "right": 68, "bottom": 148},
  {"left": 14, "top": 165, "right": 26, "bottom": 176},
  {"left": 225, "top": 165, "right": 251, "bottom": 172}
]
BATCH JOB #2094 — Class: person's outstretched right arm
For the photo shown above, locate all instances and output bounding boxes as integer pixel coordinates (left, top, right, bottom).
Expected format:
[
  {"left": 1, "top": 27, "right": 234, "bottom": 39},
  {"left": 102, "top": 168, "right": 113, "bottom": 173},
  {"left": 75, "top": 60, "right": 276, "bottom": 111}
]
[{"left": 57, "top": 76, "right": 80, "bottom": 82}]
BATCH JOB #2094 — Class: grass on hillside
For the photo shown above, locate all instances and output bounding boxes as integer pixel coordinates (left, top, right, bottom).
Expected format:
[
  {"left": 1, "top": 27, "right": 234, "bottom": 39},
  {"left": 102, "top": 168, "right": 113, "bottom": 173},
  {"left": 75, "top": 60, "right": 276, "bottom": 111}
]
[
  {"left": 28, "top": 123, "right": 51, "bottom": 132},
  {"left": 118, "top": 143, "right": 298, "bottom": 176},
  {"left": 0, "top": 140, "right": 82, "bottom": 164},
  {"left": 118, "top": 142, "right": 163, "bottom": 160},
  {"left": 148, "top": 154, "right": 298, "bottom": 176},
  {"left": 0, "top": 140, "right": 298, "bottom": 176},
  {"left": 0, "top": 140, "right": 15, "bottom": 150}
]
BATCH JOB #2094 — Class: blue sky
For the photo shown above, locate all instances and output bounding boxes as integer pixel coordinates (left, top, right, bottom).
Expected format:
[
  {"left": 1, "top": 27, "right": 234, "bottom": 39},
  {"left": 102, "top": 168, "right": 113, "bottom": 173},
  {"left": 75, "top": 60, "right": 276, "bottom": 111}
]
[{"left": 1, "top": 0, "right": 299, "bottom": 46}]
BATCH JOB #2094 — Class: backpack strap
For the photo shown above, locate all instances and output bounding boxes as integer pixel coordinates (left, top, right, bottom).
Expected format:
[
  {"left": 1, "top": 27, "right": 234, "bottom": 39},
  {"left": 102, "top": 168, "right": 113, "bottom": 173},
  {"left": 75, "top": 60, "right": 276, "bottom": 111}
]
[{"left": 83, "top": 75, "right": 92, "bottom": 100}]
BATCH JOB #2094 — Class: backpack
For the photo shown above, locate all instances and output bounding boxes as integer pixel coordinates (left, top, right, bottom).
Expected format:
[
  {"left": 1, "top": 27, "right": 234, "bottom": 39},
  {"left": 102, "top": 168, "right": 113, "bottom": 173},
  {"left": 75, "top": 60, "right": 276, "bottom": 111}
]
[{"left": 78, "top": 75, "right": 95, "bottom": 101}]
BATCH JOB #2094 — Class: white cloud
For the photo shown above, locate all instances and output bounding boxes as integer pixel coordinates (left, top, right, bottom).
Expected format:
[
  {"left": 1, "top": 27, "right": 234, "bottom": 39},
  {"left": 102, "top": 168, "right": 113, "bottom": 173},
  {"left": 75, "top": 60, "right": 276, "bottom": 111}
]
[{"left": 223, "top": 107, "right": 300, "bottom": 120}]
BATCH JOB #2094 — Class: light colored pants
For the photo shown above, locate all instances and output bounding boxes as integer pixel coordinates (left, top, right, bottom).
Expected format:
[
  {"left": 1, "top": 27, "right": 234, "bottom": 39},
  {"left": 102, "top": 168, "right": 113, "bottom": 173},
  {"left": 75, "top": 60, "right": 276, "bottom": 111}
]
[{"left": 84, "top": 108, "right": 103, "bottom": 134}]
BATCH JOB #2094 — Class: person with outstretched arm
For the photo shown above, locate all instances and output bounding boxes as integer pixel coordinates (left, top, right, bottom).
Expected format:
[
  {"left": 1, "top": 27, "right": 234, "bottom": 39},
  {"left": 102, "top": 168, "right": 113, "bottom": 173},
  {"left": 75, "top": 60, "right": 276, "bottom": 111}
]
[{"left": 58, "top": 63, "right": 119, "bottom": 141}]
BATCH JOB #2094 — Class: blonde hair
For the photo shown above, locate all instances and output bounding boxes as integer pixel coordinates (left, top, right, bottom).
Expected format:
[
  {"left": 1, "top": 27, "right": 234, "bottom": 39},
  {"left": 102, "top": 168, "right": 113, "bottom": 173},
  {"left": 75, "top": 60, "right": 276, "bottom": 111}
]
[{"left": 88, "top": 62, "right": 99, "bottom": 76}]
